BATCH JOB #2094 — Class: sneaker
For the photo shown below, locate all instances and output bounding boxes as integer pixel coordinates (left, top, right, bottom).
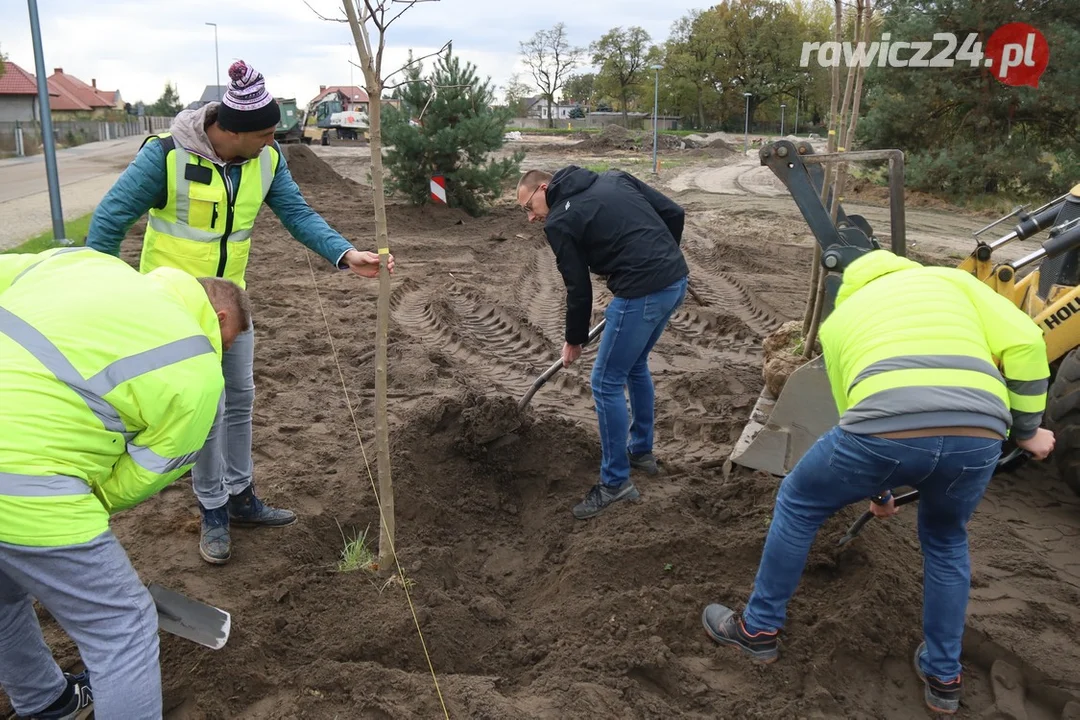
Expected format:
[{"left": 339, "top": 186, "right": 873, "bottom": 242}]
[
  {"left": 701, "top": 604, "right": 779, "bottom": 664},
  {"left": 913, "top": 641, "right": 962, "bottom": 714},
  {"left": 199, "top": 505, "right": 231, "bottom": 565},
  {"left": 30, "top": 671, "right": 93, "bottom": 719},
  {"left": 227, "top": 485, "right": 297, "bottom": 527},
  {"left": 571, "top": 481, "right": 641, "bottom": 519},
  {"left": 629, "top": 452, "right": 660, "bottom": 476}
]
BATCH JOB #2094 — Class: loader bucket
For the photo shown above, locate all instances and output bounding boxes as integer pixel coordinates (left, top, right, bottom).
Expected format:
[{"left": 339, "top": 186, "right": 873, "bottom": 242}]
[{"left": 728, "top": 356, "right": 838, "bottom": 476}]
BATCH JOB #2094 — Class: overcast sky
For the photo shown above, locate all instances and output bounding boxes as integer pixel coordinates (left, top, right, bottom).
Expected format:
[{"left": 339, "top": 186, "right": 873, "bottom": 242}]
[{"left": 3, "top": 0, "right": 712, "bottom": 108}]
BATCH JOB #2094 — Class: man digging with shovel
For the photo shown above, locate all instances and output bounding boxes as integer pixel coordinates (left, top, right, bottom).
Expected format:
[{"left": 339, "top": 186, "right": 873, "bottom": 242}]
[
  {"left": 0, "top": 248, "right": 247, "bottom": 719},
  {"left": 698, "top": 250, "right": 1055, "bottom": 715},
  {"left": 517, "top": 166, "right": 688, "bottom": 519}
]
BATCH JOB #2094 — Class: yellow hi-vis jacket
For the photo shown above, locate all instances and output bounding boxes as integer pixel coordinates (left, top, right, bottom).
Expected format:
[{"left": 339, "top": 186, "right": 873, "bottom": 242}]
[
  {"left": 140, "top": 133, "right": 278, "bottom": 290},
  {"left": 0, "top": 247, "right": 225, "bottom": 547},
  {"left": 819, "top": 250, "right": 1050, "bottom": 440}
]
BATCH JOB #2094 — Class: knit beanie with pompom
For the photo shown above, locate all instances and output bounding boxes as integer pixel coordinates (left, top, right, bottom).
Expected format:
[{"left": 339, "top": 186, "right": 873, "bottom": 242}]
[{"left": 216, "top": 60, "right": 281, "bottom": 133}]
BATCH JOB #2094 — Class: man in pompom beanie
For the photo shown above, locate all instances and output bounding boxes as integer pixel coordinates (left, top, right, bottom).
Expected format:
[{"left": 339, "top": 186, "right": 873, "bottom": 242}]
[{"left": 87, "top": 60, "right": 394, "bottom": 565}]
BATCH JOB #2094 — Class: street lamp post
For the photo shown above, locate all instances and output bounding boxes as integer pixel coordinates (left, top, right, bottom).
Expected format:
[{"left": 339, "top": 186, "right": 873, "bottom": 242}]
[
  {"left": 650, "top": 63, "right": 662, "bottom": 174},
  {"left": 743, "top": 92, "right": 752, "bottom": 155},
  {"left": 205, "top": 22, "right": 220, "bottom": 101},
  {"left": 27, "top": 0, "right": 66, "bottom": 243},
  {"left": 780, "top": 103, "right": 786, "bottom": 137}
]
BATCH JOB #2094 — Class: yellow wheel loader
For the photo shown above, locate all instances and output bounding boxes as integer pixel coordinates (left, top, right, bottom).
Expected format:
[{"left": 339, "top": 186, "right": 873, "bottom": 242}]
[{"left": 728, "top": 139, "right": 1080, "bottom": 497}]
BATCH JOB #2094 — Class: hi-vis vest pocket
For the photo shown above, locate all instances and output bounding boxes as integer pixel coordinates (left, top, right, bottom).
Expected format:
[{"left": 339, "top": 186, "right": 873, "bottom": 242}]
[{"left": 187, "top": 183, "right": 226, "bottom": 231}]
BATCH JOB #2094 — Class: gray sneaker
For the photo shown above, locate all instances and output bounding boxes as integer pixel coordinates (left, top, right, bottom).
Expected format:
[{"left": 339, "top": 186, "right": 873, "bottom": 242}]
[
  {"left": 629, "top": 452, "right": 660, "bottom": 476},
  {"left": 572, "top": 481, "right": 641, "bottom": 519},
  {"left": 199, "top": 505, "right": 231, "bottom": 565}
]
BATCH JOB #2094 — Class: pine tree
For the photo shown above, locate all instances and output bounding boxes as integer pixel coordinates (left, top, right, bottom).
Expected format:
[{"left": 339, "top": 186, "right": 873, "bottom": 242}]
[{"left": 382, "top": 50, "right": 525, "bottom": 216}]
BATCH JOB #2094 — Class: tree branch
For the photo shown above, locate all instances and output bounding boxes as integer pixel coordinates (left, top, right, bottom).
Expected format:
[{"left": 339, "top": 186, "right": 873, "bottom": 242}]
[
  {"left": 383, "top": 40, "right": 452, "bottom": 83},
  {"left": 304, "top": 0, "right": 349, "bottom": 22},
  {"left": 384, "top": 0, "right": 439, "bottom": 32}
]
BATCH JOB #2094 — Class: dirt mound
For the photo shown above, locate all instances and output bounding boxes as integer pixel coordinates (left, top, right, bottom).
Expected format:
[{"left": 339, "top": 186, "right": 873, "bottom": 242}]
[
  {"left": 283, "top": 144, "right": 339, "bottom": 186},
  {"left": 576, "top": 123, "right": 641, "bottom": 152}
]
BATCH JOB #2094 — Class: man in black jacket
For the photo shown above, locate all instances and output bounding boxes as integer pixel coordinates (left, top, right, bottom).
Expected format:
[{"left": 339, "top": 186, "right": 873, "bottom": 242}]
[{"left": 517, "top": 165, "right": 689, "bottom": 519}]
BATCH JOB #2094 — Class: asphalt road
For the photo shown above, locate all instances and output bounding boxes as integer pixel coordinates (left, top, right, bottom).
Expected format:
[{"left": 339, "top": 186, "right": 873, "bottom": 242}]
[{"left": 0, "top": 135, "right": 144, "bottom": 250}]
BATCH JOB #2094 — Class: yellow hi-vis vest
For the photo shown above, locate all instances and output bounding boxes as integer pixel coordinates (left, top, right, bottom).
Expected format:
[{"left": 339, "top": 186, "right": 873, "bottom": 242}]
[
  {"left": 0, "top": 247, "right": 225, "bottom": 547},
  {"left": 140, "top": 133, "right": 279, "bottom": 289},
  {"left": 820, "top": 250, "right": 1049, "bottom": 439}
]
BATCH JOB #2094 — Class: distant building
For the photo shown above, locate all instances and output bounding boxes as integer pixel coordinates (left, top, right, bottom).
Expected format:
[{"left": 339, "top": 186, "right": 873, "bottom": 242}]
[
  {"left": 46, "top": 68, "right": 122, "bottom": 118},
  {"left": 308, "top": 85, "right": 369, "bottom": 113},
  {"left": 0, "top": 59, "right": 53, "bottom": 122},
  {"left": 184, "top": 85, "right": 228, "bottom": 110}
]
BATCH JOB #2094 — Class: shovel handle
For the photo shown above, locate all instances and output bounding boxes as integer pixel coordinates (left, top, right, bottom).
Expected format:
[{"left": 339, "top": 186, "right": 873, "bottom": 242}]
[
  {"left": 517, "top": 318, "right": 606, "bottom": 411},
  {"left": 838, "top": 489, "right": 920, "bottom": 546}
]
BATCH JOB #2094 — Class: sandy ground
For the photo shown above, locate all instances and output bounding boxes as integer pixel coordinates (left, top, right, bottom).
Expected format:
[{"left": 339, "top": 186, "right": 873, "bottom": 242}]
[
  {"left": 0, "top": 135, "right": 143, "bottom": 249},
  {"left": 2, "top": 135, "right": 1079, "bottom": 719}
]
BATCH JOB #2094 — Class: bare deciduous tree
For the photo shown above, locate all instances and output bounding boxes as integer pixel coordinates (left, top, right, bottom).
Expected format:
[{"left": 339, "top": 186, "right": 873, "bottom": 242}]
[
  {"left": 519, "top": 23, "right": 583, "bottom": 128},
  {"left": 309, "top": 0, "right": 448, "bottom": 575}
]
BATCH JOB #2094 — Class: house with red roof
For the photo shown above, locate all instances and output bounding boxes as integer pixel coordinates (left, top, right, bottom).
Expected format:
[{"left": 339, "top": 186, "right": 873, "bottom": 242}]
[
  {"left": 0, "top": 59, "right": 56, "bottom": 122},
  {"left": 46, "top": 68, "right": 123, "bottom": 118},
  {"left": 307, "top": 85, "right": 369, "bottom": 114}
]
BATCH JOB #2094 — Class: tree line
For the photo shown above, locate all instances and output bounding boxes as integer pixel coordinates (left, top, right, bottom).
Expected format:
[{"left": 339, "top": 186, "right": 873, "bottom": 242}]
[{"left": 509, "top": 0, "right": 1080, "bottom": 202}]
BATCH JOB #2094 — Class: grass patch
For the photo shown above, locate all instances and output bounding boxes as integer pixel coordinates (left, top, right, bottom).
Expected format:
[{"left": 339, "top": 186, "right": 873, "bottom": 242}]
[
  {"left": 335, "top": 521, "right": 376, "bottom": 573},
  {"left": 2, "top": 211, "right": 94, "bottom": 254}
]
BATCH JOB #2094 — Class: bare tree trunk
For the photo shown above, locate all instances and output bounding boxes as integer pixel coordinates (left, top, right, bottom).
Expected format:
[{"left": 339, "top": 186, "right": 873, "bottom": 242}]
[
  {"left": 343, "top": 0, "right": 394, "bottom": 576},
  {"left": 802, "top": 0, "right": 845, "bottom": 340},
  {"left": 547, "top": 97, "right": 554, "bottom": 128}
]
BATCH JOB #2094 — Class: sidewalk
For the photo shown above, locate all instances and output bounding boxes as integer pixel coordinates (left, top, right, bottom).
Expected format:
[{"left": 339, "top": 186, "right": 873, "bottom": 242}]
[{"left": 0, "top": 135, "right": 144, "bottom": 250}]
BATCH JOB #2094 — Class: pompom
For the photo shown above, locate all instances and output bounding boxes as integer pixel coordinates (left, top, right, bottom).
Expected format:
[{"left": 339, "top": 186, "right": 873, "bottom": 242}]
[{"left": 228, "top": 60, "right": 250, "bottom": 84}]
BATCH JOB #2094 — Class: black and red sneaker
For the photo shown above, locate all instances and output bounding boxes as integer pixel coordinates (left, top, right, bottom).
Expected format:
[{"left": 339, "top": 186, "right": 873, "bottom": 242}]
[
  {"left": 701, "top": 604, "right": 779, "bottom": 663},
  {"left": 913, "top": 642, "right": 962, "bottom": 714}
]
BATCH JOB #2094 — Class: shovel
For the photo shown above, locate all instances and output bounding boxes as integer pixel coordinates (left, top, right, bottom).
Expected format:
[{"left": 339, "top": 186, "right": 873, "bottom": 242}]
[
  {"left": 517, "top": 319, "right": 607, "bottom": 411},
  {"left": 149, "top": 583, "right": 231, "bottom": 650}
]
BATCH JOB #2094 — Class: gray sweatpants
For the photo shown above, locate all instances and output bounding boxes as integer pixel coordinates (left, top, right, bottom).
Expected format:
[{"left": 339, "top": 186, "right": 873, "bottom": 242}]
[
  {"left": 0, "top": 530, "right": 161, "bottom": 718},
  {"left": 192, "top": 324, "right": 255, "bottom": 510}
]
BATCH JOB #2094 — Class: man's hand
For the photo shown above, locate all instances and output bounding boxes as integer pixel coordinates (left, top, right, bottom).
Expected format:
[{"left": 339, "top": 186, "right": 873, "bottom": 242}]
[
  {"left": 343, "top": 249, "right": 394, "bottom": 278},
  {"left": 868, "top": 495, "right": 899, "bottom": 519},
  {"left": 562, "top": 342, "right": 583, "bottom": 367},
  {"left": 1016, "top": 427, "right": 1055, "bottom": 460}
]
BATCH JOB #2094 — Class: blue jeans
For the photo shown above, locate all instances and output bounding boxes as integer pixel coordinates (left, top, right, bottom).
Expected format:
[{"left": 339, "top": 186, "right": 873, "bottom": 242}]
[
  {"left": 742, "top": 426, "right": 1001, "bottom": 681},
  {"left": 192, "top": 323, "right": 255, "bottom": 510},
  {"left": 591, "top": 275, "right": 688, "bottom": 487}
]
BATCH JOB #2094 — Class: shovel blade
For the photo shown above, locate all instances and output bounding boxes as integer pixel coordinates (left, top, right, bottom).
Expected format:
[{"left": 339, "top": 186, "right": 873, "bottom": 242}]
[{"left": 148, "top": 583, "right": 231, "bottom": 650}]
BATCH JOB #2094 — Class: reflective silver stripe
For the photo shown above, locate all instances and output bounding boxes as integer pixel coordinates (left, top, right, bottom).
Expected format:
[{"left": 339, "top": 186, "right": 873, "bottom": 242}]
[
  {"left": 844, "top": 386, "right": 1011, "bottom": 425},
  {"left": 228, "top": 227, "right": 252, "bottom": 243},
  {"left": 0, "top": 307, "right": 127, "bottom": 434},
  {"left": 126, "top": 443, "right": 201, "bottom": 474},
  {"left": 87, "top": 335, "right": 215, "bottom": 395},
  {"left": 9, "top": 247, "right": 93, "bottom": 286},
  {"left": 259, "top": 146, "right": 274, "bottom": 196},
  {"left": 850, "top": 354, "right": 1004, "bottom": 394},
  {"left": 0, "top": 472, "right": 90, "bottom": 497},
  {"left": 0, "top": 309, "right": 216, "bottom": 439},
  {"left": 148, "top": 215, "right": 220, "bottom": 242},
  {"left": 174, "top": 147, "right": 191, "bottom": 224},
  {"left": 1006, "top": 378, "right": 1048, "bottom": 396}
]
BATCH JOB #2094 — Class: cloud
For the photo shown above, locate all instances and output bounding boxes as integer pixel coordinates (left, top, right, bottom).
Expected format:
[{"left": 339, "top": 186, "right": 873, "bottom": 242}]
[{"left": 3, "top": 0, "right": 707, "bottom": 106}]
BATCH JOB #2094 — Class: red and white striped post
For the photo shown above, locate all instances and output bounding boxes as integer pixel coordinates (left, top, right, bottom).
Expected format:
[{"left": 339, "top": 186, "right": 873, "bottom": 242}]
[{"left": 430, "top": 174, "right": 447, "bottom": 205}]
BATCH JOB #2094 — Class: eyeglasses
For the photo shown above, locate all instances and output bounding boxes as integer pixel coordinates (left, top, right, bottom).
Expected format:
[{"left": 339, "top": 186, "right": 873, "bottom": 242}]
[{"left": 522, "top": 184, "right": 543, "bottom": 214}]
